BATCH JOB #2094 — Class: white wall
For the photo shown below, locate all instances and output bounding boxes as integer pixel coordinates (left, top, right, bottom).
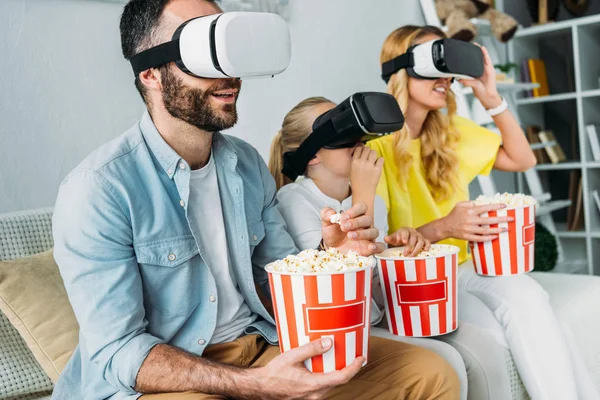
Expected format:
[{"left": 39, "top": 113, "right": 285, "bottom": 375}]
[
  {"left": 0, "top": 0, "right": 424, "bottom": 213},
  {"left": 0, "top": 0, "right": 144, "bottom": 213}
]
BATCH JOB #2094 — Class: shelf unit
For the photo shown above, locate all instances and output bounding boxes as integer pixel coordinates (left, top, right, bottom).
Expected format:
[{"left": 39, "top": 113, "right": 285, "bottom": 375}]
[{"left": 509, "top": 13, "right": 600, "bottom": 276}]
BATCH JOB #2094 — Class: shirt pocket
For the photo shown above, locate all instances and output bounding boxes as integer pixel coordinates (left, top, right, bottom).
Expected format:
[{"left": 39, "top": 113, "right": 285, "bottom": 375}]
[
  {"left": 135, "top": 236, "right": 201, "bottom": 315},
  {"left": 247, "top": 218, "right": 266, "bottom": 256}
]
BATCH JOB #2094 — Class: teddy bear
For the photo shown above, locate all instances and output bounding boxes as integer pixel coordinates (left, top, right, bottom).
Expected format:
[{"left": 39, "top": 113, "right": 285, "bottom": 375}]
[{"left": 435, "top": 0, "right": 519, "bottom": 43}]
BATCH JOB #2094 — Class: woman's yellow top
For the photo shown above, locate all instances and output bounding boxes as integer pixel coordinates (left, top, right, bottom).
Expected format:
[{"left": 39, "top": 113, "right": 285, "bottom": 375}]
[{"left": 367, "top": 116, "right": 502, "bottom": 264}]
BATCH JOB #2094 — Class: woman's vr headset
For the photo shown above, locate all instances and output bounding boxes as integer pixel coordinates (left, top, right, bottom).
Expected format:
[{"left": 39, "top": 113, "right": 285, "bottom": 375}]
[
  {"left": 282, "top": 92, "right": 404, "bottom": 181},
  {"left": 130, "top": 12, "right": 291, "bottom": 79},
  {"left": 381, "top": 38, "right": 484, "bottom": 83}
]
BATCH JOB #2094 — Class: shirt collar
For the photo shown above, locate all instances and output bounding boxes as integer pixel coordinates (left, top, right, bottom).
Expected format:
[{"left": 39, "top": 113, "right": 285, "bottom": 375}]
[
  {"left": 139, "top": 110, "right": 238, "bottom": 179},
  {"left": 140, "top": 110, "right": 182, "bottom": 179}
]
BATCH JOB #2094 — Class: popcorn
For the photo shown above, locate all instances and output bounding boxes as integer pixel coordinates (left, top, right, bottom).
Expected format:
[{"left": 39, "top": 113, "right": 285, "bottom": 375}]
[
  {"left": 329, "top": 212, "right": 342, "bottom": 224},
  {"left": 266, "top": 248, "right": 374, "bottom": 274},
  {"left": 474, "top": 193, "right": 537, "bottom": 207},
  {"left": 390, "top": 244, "right": 458, "bottom": 259}
]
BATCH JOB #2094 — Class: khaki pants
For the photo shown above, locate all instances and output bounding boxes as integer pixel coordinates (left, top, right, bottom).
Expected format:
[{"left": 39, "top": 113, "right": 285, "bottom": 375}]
[{"left": 140, "top": 334, "right": 459, "bottom": 399}]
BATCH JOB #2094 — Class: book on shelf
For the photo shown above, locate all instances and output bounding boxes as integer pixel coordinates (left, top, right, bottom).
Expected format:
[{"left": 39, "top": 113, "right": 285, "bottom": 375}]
[
  {"left": 538, "top": 130, "right": 567, "bottom": 164},
  {"left": 526, "top": 125, "right": 550, "bottom": 163},
  {"left": 566, "top": 170, "right": 581, "bottom": 229},
  {"left": 527, "top": 59, "right": 550, "bottom": 97},
  {"left": 593, "top": 190, "right": 600, "bottom": 217},
  {"left": 586, "top": 124, "right": 600, "bottom": 162},
  {"left": 520, "top": 59, "right": 533, "bottom": 98},
  {"left": 568, "top": 175, "right": 584, "bottom": 232}
]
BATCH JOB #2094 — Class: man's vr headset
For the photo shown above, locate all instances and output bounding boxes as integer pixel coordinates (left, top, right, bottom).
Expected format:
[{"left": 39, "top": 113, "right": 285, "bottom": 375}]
[
  {"left": 282, "top": 92, "right": 405, "bottom": 181},
  {"left": 381, "top": 38, "right": 484, "bottom": 83},
  {"left": 130, "top": 12, "right": 291, "bottom": 79}
]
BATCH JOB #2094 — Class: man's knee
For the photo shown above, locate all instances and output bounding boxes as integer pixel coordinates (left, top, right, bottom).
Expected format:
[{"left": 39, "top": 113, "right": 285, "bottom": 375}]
[
  {"left": 406, "top": 347, "right": 461, "bottom": 398},
  {"left": 371, "top": 341, "right": 461, "bottom": 399}
]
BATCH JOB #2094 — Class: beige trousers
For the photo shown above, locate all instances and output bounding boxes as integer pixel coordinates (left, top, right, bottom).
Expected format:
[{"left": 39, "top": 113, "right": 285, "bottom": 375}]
[{"left": 140, "top": 334, "right": 460, "bottom": 400}]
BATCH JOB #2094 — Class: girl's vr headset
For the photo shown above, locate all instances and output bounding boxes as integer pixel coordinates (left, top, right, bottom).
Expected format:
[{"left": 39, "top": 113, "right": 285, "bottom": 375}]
[
  {"left": 130, "top": 12, "right": 291, "bottom": 79},
  {"left": 282, "top": 92, "right": 404, "bottom": 181},
  {"left": 381, "top": 38, "right": 484, "bottom": 83}
]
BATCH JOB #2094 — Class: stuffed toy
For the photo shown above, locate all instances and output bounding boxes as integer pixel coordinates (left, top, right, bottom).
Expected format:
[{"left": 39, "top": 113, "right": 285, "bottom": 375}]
[{"left": 435, "top": 0, "right": 519, "bottom": 43}]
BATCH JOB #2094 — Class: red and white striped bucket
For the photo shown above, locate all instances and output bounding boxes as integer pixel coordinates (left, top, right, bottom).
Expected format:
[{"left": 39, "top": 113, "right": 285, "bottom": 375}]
[
  {"left": 469, "top": 204, "right": 536, "bottom": 276},
  {"left": 374, "top": 245, "right": 459, "bottom": 338},
  {"left": 266, "top": 267, "right": 373, "bottom": 372}
]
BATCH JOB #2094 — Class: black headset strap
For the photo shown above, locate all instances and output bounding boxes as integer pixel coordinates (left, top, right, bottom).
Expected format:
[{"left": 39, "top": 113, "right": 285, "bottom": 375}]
[
  {"left": 381, "top": 52, "right": 414, "bottom": 83},
  {"left": 130, "top": 39, "right": 181, "bottom": 75},
  {"left": 281, "top": 119, "right": 338, "bottom": 181}
]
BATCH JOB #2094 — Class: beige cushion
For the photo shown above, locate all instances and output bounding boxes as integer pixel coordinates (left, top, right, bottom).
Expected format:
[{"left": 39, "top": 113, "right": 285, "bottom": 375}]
[{"left": 0, "top": 250, "right": 79, "bottom": 382}]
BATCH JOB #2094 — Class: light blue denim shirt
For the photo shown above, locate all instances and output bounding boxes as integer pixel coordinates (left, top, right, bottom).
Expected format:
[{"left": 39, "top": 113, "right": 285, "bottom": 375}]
[{"left": 52, "top": 111, "right": 298, "bottom": 400}]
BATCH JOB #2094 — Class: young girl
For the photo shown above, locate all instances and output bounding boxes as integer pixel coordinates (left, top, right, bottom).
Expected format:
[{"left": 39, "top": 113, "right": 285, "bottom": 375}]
[
  {"left": 369, "top": 25, "right": 599, "bottom": 400},
  {"left": 269, "top": 96, "right": 469, "bottom": 400}
]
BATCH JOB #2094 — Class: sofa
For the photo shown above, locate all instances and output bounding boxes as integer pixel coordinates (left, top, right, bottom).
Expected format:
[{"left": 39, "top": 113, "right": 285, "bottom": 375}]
[{"left": 1, "top": 207, "right": 600, "bottom": 399}]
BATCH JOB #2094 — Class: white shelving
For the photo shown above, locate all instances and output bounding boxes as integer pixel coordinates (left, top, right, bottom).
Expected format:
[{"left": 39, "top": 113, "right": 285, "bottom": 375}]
[
  {"left": 517, "top": 92, "right": 577, "bottom": 105},
  {"left": 509, "top": 14, "right": 600, "bottom": 276},
  {"left": 535, "top": 162, "right": 582, "bottom": 171},
  {"left": 461, "top": 82, "right": 539, "bottom": 96}
]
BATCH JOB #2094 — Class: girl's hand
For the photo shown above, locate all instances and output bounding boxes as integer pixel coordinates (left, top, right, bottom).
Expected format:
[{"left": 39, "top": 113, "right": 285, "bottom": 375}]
[
  {"left": 458, "top": 44, "right": 503, "bottom": 110},
  {"left": 384, "top": 227, "right": 431, "bottom": 257},
  {"left": 320, "top": 204, "right": 385, "bottom": 256},
  {"left": 441, "top": 201, "right": 513, "bottom": 242},
  {"left": 350, "top": 146, "right": 384, "bottom": 198}
]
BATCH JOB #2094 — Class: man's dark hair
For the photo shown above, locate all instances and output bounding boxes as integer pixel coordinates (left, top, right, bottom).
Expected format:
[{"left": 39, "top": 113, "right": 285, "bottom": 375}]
[{"left": 119, "top": 0, "right": 219, "bottom": 104}]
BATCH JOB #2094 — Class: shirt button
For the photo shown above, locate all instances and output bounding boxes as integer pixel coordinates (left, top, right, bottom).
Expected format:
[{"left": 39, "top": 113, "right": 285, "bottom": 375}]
[
  {"left": 209, "top": 295, "right": 216, "bottom": 302},
  {"left": 252, "top": 234, "right": 258, "bottom": 241},
  {"left": 168, "top": 253, "right": 176, "bottom": 261},
  {"left": 198, "top": 339, "right": 206, "bottom": 345},
  {"left": 179, "top": 162, "right": 186, "bottom": 170},
  {"left": 167, "top": 168, "right": 173, "bottom": 175},
  {"left": 180, "top": 200, "right": 185, "bottom": 207}
]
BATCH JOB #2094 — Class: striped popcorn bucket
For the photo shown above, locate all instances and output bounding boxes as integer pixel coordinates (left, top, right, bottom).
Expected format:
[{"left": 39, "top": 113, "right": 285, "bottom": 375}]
[
  {"left": 374, "top": 245, "right": 459, "bottom": 338},
  {"left": 469, "top": 204, "right": 536, "bottom": 276},
  {"left": 266, "top": 266, "right": 373, "bottom": 372}
]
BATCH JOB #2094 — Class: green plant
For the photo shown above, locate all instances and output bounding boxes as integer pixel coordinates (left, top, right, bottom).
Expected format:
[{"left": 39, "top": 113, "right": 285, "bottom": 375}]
[
  {"left": 494, "top": 62, "right": 518, "bottom": 74},
  {"left": 534, "top": 223, "right": 558, "bottom": 272}
]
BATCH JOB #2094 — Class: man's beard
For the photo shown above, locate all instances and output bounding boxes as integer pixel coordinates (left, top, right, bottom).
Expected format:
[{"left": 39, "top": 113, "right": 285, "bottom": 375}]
[{"left": 160, "top": 66, "right": 241, "bottom": 132}]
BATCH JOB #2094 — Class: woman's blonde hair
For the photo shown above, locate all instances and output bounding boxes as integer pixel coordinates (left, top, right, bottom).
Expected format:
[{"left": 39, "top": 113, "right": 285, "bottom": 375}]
[
  {"left": 381, "top": 25, "right": 460, "bottom": 202},
  {"left": 269, "top": 97, "right": 334, "bottom": 190}
]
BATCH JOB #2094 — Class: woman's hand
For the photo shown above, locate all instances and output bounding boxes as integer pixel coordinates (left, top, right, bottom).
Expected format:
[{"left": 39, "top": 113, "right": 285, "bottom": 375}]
[
  {"left": 440, "top": 201, "right": 513, "bottom": 242},
  {"left": 350, "top": 146, "right": 384, "bottom": 200},
  {"left": 384, "top": 227, "right": 431, "bottom": 257},
  {"left": 458, "top": 44, "right": 503, "bottom": 110},
  {"left": 320, "top": 203, "right": 385, "bottom": 256}
]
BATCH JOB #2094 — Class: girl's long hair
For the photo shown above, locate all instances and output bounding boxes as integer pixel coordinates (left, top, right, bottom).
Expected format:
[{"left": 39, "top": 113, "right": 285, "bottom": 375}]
[
  {"left": 268, "top": 97, "right": 334, "bottom": 190},
  {"left": 381, "top": 25, "right": 460, "bottom": 202}
]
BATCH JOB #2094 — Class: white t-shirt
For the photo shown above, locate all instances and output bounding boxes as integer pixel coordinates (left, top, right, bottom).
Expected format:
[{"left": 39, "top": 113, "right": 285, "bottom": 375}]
[
  {"left": 276, "top": 176, "right": 386, "bottom": 325},
  {"left": 187, "top": 152, "right": 257, "bottom": 344}
]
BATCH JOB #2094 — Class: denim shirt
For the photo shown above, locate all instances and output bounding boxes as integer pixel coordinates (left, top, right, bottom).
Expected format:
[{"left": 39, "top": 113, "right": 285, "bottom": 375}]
[{"left": 51, "top": 111, "right": 298, "bottom": 400}]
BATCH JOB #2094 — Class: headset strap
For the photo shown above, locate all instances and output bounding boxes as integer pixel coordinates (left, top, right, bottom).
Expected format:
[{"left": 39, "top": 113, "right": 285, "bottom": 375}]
[
  {"left": 381, "top": 52, "right": 414, "bottom": 83},
  {"left": 130, "top": 40, "right": 181, "bottom": 75},
  {"left": 282, "top": 119, "right": 338, "bottom": 181}
]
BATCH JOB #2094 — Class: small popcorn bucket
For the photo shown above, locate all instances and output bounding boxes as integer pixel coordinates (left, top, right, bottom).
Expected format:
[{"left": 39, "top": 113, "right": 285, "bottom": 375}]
[
  {"left": 266, "top": 266, "right": 373, "bottom": 372},
  {"left": 469, "top": 203, "right": 536, "bottom": 276},
  {"left": 374, "top": 245, "right": 459, "bottom": 338}
]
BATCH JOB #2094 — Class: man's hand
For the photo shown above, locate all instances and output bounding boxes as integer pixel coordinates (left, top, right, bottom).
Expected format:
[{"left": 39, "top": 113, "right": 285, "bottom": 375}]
[
  {"left": 251, "top": 338, "right": 363, "bottom": 400},
  {"left": 440, "top": 201, "right": 512, "bottom": 242},
  {"left": 384, "top": 227, "right": 431, "bottom": 257},
  {"left": 320, "top": 203, "right": 385, "bottom": 256}
]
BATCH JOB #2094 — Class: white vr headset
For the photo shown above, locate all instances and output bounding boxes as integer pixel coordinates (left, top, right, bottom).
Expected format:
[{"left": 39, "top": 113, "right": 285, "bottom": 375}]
[
  {"left": 381, "top": 38, "right": 484, "bottom": 83},
  {"left": 130, "top": 12, "right": 291, "bottom": 79}
]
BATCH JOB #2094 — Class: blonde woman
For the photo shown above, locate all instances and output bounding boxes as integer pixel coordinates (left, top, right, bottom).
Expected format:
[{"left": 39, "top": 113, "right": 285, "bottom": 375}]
[
  {"left": 269, "top": 96, "right": 469, "bottom": 400},
  {"left": 369, "top": 25, "right": 599, "bottom": 400}
]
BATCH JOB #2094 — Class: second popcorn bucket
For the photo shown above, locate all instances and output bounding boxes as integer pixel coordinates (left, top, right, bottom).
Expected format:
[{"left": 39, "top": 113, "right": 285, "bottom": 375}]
[
  {"left": 375, "top": 245, "right": 459, "bottom": 338},
  {"left": 266, "top": 249, "right": 374, "bottom": 373},
  {"left": 469, "top": 194, "right": 538, "bottom": 276}
]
